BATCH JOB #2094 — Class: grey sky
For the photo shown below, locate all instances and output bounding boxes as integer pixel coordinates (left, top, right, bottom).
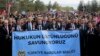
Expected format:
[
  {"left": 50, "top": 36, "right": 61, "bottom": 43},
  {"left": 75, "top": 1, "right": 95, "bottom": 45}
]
[{"left": 39, "top": 0, "right": 99, "bottom": 9}]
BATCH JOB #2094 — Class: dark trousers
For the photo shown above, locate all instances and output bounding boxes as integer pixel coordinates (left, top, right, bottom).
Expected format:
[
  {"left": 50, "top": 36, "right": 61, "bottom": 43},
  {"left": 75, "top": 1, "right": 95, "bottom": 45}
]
[
  {"left": 86, "top": 35, "right": 97, "bottom": 56},
  {"left": 3, "top": 38, "right": 12, "bottom": 56},
  {"left": 0, "top": 37, "right": 5, "bottom": 56},
  {"left": 80, "top": 37, "right": 86, "bottom": 56},
  {"left": 5, "top": 39, "right": 12, "bottom": 56},
  {"left": 80, "top": 31, "right": 87, "bottom": 56}
]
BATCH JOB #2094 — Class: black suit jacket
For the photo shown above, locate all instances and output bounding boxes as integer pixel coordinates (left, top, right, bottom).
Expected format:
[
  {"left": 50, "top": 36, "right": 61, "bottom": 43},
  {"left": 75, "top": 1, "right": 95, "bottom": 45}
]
[
  {"left": 23, "top": 23, "right": 28, "bottom": 31},
  {"left": 0, "top": 26, "right": 5, "bottom": 39},
  {"left": 42, "top": 21, "right": 49, "bottom": 30},
  {"left": 47, "top": 22, "right": 52, "bottom": 30},
  {"left": 9, "top": 24, "right": 16, "bottom": 36},
  {"left": 56, "top": 22, "right": 62, "bottom": 30},
  {"left": 65, "top": 23, "right": 71, "bottom": 30},
  {"left": 0, "top": 25, "right": 10, "bottom": 40},
  {"left": 49, "top": 23, "right": 57, "bottom": 30}
]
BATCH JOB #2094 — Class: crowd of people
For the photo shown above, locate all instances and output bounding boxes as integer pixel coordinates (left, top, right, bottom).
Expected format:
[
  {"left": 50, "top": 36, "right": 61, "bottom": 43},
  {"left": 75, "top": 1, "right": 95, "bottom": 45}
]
[{"left": 0, "top": 11, "right": 100, "bottom": 56}]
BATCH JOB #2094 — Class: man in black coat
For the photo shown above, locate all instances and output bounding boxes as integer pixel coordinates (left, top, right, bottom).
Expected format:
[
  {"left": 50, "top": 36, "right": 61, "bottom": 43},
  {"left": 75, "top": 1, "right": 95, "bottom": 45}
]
[
  {"left": 42, "top": 17, "right": 49, "bottom": 30},
  {"left": 79, "top": 19, "right": 88, "bottom": 56},
  {"left": 86, "top": 22, "right": 98, "bottom": 56},
  {"left": 94, "top": 22, "right": 100, "bottom": 56},
  {"left": 36, "top": 19, "right": 43, "bottom": 30},
  {"left": 1, "top": 20, "right": 12, "bottom": 56},
  {"left": 50, "top": 19, "right": 57, "bottom": 30},
  {"left": 0, "top": 18, "right": 5, "bottom": 56},
  {"left": 56, "top": 21, "right": 62, "bottom": 30},
  {"left": 80, "top": 24, "right": 88, "bottom": 56}
]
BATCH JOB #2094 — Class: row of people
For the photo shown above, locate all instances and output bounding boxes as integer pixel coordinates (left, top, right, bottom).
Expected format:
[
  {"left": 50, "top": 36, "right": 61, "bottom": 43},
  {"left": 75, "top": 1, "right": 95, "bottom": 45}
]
[{"left": 0, "top": 11, "right": 100, "bottom": 56}]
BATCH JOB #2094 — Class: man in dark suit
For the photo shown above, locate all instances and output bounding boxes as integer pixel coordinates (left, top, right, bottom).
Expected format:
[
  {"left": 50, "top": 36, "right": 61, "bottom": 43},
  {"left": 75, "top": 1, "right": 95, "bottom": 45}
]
[
  {"left": 86, "top": 22, "right": 98, "bottom": 56},
  {"left": 56, "top": 19, "right": 62, "bottom": 30},
  {"left": 97, "top": 22, "right": 100, "bottom": 37},
  {"left": 26, "top": 18, "right": 33, "bottom": 31},
  {"left": 50, "top": 19, "right": 57, "bottom": 30},
  {"left": 12, "top": 11, "right": 20, "bottom": 21},
  {"left": 47, "top": 19, "right": 53, "bottom": 30},
  {"left": 61, "top": 20, "right": 66, "bottom": 30},
  {"left": 36, "top": 18, "right": 43, "bottom": 30},
  {"left": 69, "top": 19, "right": 76, "bottom": 30},
  {"left": 94, "top": 22, "right": 100, "bottom": 56},
  {"left": 79, "top": 19, "right": 88, "bottom": 56},
  {"left": 1, "top": 19, "right": 11, "bottom": 56},
  {"left": 0, "top": 18, "right": 5, "bottom": 56},
  {"left": 42, "top": 17, "right": 49, "bottom": 30},
  {"left": 65, "top": 20, "right": 71, "bottom": 30},
  {"left": 15, "top": 19, "right": 23, "bottom": 31}
]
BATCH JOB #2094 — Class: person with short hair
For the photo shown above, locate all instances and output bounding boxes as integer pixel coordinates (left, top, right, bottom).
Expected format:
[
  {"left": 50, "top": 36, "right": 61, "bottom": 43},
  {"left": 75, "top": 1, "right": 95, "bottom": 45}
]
[
  {"left": 36, "top": 17, "right": 43, "bottom": 30},
  {"left": 27, "top": 18, "right": 33, "bottom": 31},
  {"left": 86, "top": 22, "right": 98, "bottom": 56},
  {"left": 1, "top": 19, "right": 12, "bottom": 56},
  {"left": 42, "top": 16, "right": 49, "bottom": 30},
  {"left": 0, "top": 17, "right": 5, "bottom": 56},
  {"left": 15, "top": 19, "right": 23, "bottom": 31}
]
